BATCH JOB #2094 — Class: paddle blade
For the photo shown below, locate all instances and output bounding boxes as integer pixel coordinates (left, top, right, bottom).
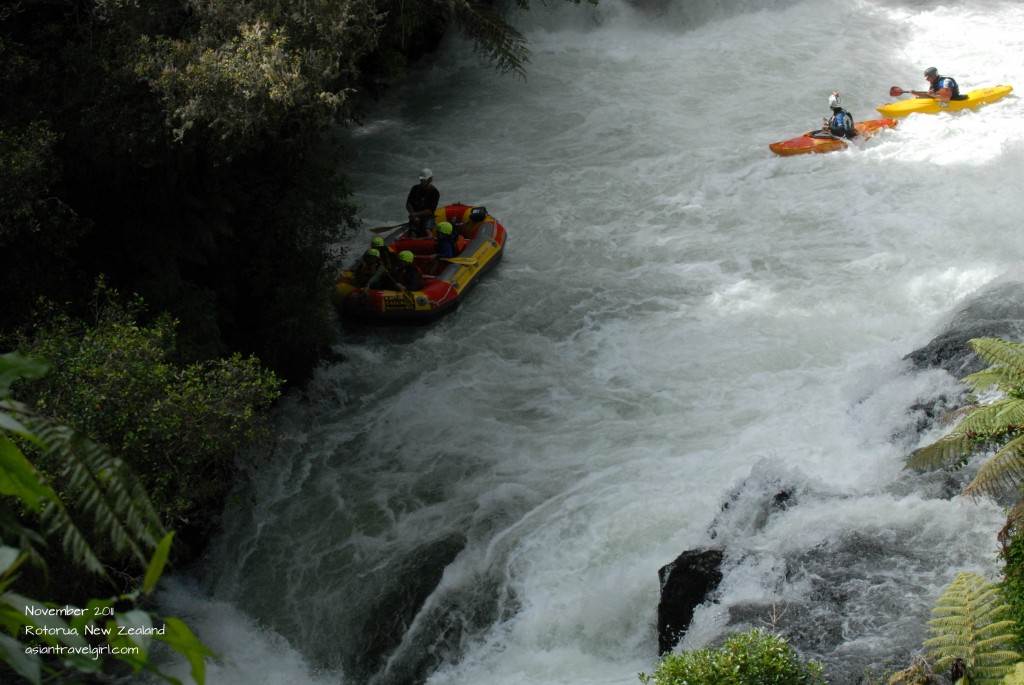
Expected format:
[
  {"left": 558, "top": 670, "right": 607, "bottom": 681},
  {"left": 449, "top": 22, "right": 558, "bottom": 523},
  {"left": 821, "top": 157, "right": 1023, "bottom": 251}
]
[
  {"left": 889, "top": 86, "right": 905, "bottom": 97},
  {"left": 442, "top": 257, "right": 477, "bottom": 266}
]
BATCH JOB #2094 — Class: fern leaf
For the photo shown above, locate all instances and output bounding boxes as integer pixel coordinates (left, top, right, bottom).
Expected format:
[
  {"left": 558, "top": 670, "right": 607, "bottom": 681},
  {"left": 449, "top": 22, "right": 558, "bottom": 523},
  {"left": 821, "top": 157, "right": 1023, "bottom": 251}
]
[
  {"left": 963, "top": 368, "right": 1017, "bottom": 393},
  {"left": 958, "top": 399, "right": 1024, "bottom": 437},
  {"left": 38, "top": 503, "right": 105, "bottom": 576},
  {"left": 449, "top": 0, "right": 529, "bottom": 77},
  {"left": 970, "top": 338, "right": 1024, "bottom": 384},
  {"left": 1002, "top": 662, "right": 1024, "bottom": 684},
  {"left": 20, "top": 414, "right": 164, "bottom": 573},
  {"left": 965, "top": 435, "right": 1024, "bottom": 498},
  {"left": 909, "top": 432, "right": 974, "bottom": 470},
  {"left": 925, "top": 572, "right": 1019, "bottom": 684}
]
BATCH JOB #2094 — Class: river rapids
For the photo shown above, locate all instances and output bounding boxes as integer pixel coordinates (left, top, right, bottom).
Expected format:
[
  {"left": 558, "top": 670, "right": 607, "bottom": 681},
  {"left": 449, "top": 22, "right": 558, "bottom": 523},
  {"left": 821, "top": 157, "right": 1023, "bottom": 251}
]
[{"left": 157, "top": 1, "right": 1024, "bottom": 683}]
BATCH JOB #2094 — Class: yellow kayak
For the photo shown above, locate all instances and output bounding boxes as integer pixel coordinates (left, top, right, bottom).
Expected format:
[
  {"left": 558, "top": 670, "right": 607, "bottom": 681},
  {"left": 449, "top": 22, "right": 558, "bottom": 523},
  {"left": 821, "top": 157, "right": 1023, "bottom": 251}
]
[{"left": 876, "top": 85, "right": 1012, "bottom": 117}]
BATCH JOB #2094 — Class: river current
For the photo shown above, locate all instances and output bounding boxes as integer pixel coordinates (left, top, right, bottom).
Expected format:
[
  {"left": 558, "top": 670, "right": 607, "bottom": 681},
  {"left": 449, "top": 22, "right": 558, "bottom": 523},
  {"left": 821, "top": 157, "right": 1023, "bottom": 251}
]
[{"left": 158, "top": 1, "right": 1024, "bottom": 683}]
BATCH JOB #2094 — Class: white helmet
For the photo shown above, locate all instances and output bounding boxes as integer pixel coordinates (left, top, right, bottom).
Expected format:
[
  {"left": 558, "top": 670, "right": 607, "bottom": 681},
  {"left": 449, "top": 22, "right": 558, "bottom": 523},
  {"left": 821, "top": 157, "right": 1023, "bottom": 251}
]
[{"left": 828, "top": 91, "right": 841, "bottom": 109}]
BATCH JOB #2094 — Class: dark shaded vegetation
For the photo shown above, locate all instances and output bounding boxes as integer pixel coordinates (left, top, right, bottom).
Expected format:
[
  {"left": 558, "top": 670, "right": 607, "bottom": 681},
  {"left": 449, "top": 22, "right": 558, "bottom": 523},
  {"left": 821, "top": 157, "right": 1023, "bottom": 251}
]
[
  {"left": 1, "top": 0, "right": 588, "bottom": 381},
  {"left": 1, "top": 3, "right": 591, "bottom": 675}
]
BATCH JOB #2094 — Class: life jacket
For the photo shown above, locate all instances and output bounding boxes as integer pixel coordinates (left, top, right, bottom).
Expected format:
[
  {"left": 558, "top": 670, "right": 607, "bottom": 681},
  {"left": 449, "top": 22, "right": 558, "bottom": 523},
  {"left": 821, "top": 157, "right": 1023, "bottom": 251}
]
[
  {"left": 828, "top": 108, "right": 856, "bottom": 139},
  {"left": 932, "top": 76, "right": 967, "bottom": 101},
  {"left": 353, "top": 257, "right": 381, "bottom": 287},
  {"left": 436, "top": 234, "right": 458, "bottom": 258},
  {"left": 395, "top": 264, "right": 423, "bottom": 291}
]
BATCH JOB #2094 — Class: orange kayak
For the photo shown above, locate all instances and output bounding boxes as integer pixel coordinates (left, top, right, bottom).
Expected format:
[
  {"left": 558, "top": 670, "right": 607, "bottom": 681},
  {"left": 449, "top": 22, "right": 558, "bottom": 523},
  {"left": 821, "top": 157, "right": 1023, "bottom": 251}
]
[{"left": 769, "top": 118, "right": 898, "bottom": 156}]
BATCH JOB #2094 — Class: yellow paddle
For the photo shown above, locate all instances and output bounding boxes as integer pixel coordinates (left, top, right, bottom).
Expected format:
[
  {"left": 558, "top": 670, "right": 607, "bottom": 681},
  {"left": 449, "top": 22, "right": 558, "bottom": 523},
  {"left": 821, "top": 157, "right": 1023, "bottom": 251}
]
[{"left": 441, "top": 257, "right": 477, "bottom": 266}]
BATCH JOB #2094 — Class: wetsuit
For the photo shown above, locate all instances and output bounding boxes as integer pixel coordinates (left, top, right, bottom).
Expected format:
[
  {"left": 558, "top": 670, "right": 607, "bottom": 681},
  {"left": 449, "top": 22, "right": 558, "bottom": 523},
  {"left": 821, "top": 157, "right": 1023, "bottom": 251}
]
[{"left": 394, "top": 263, "right": 423, "bottom": 291}]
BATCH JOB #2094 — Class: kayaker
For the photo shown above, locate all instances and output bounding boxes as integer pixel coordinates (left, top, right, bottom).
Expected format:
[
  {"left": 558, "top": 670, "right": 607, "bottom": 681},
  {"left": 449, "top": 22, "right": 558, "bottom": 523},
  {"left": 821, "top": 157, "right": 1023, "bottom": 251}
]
[
  {"left": 923, "top": 67, "right": 967, "bottom": 102},
  {"left": 435, "top": 221, "right": 458, "bottom": 259},
  {"left": 406, "top": 169, "right": 440, "bottom": 237},
  {"left": 393, "top": 250, "right": 424, "bottom": 291},
  {"left": 813, "top": 91, "right": 856, "bottom": 139}
]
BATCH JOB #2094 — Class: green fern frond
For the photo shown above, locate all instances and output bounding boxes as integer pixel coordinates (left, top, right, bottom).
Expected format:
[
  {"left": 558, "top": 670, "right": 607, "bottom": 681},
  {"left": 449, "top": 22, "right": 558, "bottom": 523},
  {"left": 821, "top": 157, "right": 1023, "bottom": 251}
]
[
  {"left": 965, "top": 435, "right": 1024, "bottom": 499},
  {"left": 925, "top": 572, "right": 1019, "bottom": 684},
  {"left": 1002, "top": 661, "right": 1024, "bottom": 684},
  {"left": 970, "top": 339, "right": 1024, "bottom": 385},
  {"left": 964, "top": 368, "right": 1017, "bottom": 393},
  {"left": 19, "top": 413, "right": 165, "bottom": 573},
  {"left": 448, "top": 0, "right": 529, "bottom": 76},
  {"left": 909, "top": 432, "right": 974, "bottom": 470},
  {"left": 909, "top": 395, "right": 1024, "bottom": 472},
  {"left": 957, "top": 399, "right": 1024, "bottom": 437}
]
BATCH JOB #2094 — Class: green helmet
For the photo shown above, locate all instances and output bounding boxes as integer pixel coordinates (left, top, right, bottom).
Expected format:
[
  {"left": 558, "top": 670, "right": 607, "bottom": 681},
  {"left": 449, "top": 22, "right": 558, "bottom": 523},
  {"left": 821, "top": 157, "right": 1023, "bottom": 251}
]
[
  {"left": 437, "top": 221, "right": 453, "bottom": 236},
  {"left": 371, "top": 236, "right": 385, "bottom": 247},
  {"left": 366, "top": 248, "right": 380, "bottom": 258},
  {"left": 398, "top": 250, "right": 415, "bottom": 264}
]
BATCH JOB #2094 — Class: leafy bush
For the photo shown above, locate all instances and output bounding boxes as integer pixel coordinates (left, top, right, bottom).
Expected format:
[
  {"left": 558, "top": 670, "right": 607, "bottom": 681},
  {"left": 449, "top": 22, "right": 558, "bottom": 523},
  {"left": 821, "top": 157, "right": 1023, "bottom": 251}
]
[
  {"left": 2, "top": 0, "right": 594, "bottom": 382},
  {"left": 15, "top": 290, "right": 281, "bottom": 538},
  {"left": 0, "top": 352, "right": 211, "bottom": 684},
  {"left": 639, "top": 628, "right": 826, "bottom": 685}
]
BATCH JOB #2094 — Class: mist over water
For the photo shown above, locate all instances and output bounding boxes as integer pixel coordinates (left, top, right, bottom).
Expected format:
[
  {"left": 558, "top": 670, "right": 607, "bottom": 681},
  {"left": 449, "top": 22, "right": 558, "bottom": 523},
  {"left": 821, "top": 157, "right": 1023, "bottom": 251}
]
[{"left": 159, "top": 1, "right": 1024, "bottom": 683}]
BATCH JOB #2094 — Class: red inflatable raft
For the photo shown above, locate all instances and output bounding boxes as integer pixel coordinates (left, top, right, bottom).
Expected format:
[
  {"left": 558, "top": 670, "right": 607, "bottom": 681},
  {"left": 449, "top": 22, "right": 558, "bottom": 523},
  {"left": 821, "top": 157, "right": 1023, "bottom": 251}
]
[{"left": 333, "top": 203, "right": 507, "bottom": 323}]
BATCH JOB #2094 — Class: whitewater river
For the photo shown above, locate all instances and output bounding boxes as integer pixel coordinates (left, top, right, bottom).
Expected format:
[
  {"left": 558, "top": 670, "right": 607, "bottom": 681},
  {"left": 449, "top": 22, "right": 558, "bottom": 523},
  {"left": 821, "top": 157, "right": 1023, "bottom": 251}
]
[{"left": 160, "top": 1, "right": 1024, "bottom": 683}]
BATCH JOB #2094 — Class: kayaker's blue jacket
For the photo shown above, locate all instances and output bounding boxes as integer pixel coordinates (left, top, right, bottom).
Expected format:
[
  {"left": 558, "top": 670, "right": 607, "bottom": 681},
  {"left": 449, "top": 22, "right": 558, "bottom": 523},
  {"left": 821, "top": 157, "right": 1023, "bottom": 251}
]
[{"left": 827, "top": 108, "right": 856, "bottom": 139}]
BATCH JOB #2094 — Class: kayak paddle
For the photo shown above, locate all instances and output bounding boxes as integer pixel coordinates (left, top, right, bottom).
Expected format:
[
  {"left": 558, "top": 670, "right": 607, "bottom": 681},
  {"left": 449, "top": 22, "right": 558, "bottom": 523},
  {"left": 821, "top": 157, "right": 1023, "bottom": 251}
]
[
  {"left": 369, "top": 222, "right": 409, "bottom": 234},
  {"left": 890, "top": 86, "right": 931, "bottom": 98}
]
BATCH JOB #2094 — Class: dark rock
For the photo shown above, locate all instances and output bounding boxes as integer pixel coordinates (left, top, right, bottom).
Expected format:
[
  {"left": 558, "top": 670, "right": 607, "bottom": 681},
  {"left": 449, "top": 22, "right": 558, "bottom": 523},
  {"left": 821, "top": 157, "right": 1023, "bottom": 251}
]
[
  {"left": 374, "top": 572, "right": 508, "bottom": 685},
  {"left": 905, "top": 281, "right": 1024, "bottom": 377},
  {"left": 657, "top": 548, "right": 724, "bottom": 654},
  {"left": 350, "top": 532, "right": 467, "bottom": 678}
]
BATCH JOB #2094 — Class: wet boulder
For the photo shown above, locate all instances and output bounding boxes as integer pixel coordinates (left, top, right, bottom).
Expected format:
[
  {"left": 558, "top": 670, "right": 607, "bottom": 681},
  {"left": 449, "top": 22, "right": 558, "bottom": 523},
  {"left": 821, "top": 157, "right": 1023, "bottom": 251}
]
[
  {"left": 657, "top": 548, "right": 724, "bottom": 654},
  {"left": 905, "top": 281, "right": 1024, "bottom": 377},
  {"left": 351, "top": 532, "right": 467, "bottom": 678}
]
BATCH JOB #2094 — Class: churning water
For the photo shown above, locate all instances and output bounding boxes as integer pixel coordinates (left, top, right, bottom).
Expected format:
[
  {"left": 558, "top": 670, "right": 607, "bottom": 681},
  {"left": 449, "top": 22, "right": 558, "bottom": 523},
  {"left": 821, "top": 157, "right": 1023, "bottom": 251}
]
[{"left": 158, "top": 1, "right": 1024, "bottom": 683}]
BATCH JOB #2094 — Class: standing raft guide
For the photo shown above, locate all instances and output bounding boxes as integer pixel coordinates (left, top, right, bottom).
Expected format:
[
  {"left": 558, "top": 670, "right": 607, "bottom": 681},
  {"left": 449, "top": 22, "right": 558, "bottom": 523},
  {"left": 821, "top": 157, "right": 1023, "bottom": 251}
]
[{"left": 333, "top": 170, "right": 507, "bottom": 323}]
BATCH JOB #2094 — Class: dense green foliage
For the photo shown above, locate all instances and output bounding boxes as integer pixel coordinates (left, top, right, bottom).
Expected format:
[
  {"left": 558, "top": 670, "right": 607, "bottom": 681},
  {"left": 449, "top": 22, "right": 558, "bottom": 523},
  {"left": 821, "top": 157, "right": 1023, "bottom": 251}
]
[
  {"left": 909, "top": 338, "right": 1024, "bottom": 500},
  {"left": 0, "top": 352, "right": 211, "bottom": 684},
  {"left": 639, "top": 628, "right": 826, "bottom": 685},
  {"left": 13, "top": 289, "right": 281, "bottom": 542},
  {"left": 1002, "top": 520, "right": 1024, "bottom": 652},
  {"left": 0, "top": 0, "right": 589, "bottom": 381},
  {"left": 0, "top": 1, "right": 587, "bottom": 679}
]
